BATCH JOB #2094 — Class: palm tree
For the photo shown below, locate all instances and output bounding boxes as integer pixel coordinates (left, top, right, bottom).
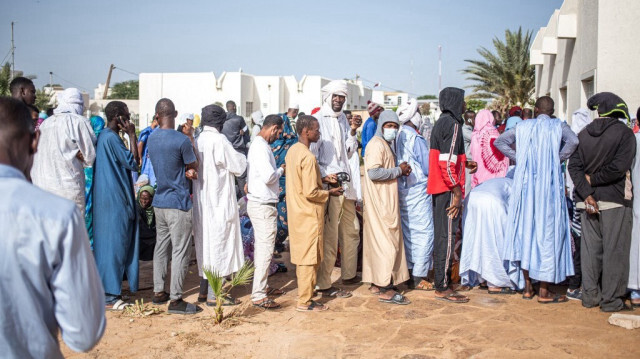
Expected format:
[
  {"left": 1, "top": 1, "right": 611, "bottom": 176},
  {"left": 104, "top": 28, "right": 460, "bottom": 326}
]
[
  {"left": 203, "top": 261, "right": 254, "bottom": 324},
  {"left": 462, "top": 27, "right": 535, "bottom": 112}
]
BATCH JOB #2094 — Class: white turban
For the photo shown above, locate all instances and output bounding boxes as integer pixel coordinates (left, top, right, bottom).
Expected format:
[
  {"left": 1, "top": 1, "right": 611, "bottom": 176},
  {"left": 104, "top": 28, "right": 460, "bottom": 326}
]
[
  {"left": 251, "top": 110, "right": 265, "bottom": 126},
  {"left": 321, "top": 80, "right": 348, "bottom": 104},
  {"left": 54, "top": 88, "right": 84, "bottom": 115},
  {"left": 176, "top": 113, "right": 194, "bottom": 128},
  {"left": 396, "top": 98, "right": 419, "bottom": 125},
  {"left": 288, "top": 103, "right": 299, "bottom": 110},
  {"left": 570, "top": 108, "right": 592, "bottom": 134}
]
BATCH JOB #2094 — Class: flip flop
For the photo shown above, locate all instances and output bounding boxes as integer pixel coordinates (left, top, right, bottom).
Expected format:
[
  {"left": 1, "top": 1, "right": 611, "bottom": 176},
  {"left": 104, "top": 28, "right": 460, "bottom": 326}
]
[
  {"left": 296, "top": 300, "right": 328, "bottom": 312},
  {"left": 266, "top": 287, "right": 286, "bottom": 296},
  {"left": 106, "top": 299, "right": 132, "bottom": 311},
  {"left": 413, "top": 280, "right": 435, "bottom": 291},
  {"left": 522, "top": 291, "right": 535, "bottom": 300},
  {"left": 319, "top": 287, "right": 352, "bottom": 298},
  {"left": 537, "top": 294, "right": 568, "bottom": 304},
  {"left": 488, "top": 288, "right": 517, "bottom": 295},
  {"left": 379, "top": 292, "right": 411, "bottom": 305},
  {"left": 252, "top": 298, "right": 281, "bottom": 310},
  {"left": 435, "top": 292, "right": 469, "bottom": 304}
]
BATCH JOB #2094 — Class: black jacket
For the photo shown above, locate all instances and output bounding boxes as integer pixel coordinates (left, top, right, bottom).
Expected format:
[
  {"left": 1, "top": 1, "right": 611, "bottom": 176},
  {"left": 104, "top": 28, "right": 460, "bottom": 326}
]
[{"left": 568, "top": 118, "right": 636, "bottom": 207}]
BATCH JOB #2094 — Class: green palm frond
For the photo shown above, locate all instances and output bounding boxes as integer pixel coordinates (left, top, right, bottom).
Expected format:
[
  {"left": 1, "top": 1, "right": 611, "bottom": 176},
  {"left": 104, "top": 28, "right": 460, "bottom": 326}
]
[
  {"left": 230, "top": 261, "right": 255, "bottom": 287},
  {"left": 203, "top": 266, "right": 224, "bottom": 298}
]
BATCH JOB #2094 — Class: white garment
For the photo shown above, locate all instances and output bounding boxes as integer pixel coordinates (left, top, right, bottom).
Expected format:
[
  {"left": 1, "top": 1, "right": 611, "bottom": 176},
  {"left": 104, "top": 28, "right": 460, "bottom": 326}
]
[
  {"left": 628, "top": 133, "right": 640, "bottom": 289},
  {"left": 0, "top": 164, "right": 105, "bottom": 359},
  {"left": 247, "top": 136, "right": 283, "bottom": 203},
  {"left": 348, "top": 149, "right": 362, "bottom": 201},
  {"left": 31, "top": 112, "right": 96, "bottom": 213},
  {"left": 54, "top": 88, "right": 84, "bottom": 116},
  {"left": 192, "top": 126, "right": 247, "bottom": 277},
  {"left": 247, "top": 201, "right": 277, "bottom": 301},
  {"left": 309, "top": 106, "right": 358, "bottom": 200}
]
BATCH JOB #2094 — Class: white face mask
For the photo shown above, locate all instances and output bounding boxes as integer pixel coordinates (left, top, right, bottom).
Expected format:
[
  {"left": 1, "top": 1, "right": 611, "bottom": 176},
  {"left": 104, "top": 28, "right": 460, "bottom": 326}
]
[{"left": 383, "top": 128, "right": 398, "bottom": 142}]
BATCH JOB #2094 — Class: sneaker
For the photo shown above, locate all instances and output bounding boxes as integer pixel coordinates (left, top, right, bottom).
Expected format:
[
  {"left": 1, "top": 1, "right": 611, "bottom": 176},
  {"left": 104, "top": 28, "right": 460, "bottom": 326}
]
[{"left": 566, "top": 288, "right": 582, "bottom": 301}]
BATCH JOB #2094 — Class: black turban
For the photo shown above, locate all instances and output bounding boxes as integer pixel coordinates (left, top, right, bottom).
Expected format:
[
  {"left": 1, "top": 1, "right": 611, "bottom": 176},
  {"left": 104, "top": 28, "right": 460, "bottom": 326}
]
[
  {"left": 587, "top": 92, "right": 630, "bottom": 121},
  {"left": 201, "top": 104, "right": 226, "bottom": 129}
]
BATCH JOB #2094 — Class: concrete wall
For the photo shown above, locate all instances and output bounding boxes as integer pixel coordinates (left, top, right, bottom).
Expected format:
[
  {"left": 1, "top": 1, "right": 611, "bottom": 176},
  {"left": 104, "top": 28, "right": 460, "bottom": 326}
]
[{"left": 532, "top": 0, "right": 639, "bottom": 124}]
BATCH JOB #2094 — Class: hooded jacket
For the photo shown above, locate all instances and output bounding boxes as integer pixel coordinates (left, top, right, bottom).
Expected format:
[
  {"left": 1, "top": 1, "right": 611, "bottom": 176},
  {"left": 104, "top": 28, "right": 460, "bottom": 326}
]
[
  {"left": 427, "top": 87, "right": 467, "bottom": 195},
  {"left": 568, "top": 118, "right": 636, "bottom": 207}
]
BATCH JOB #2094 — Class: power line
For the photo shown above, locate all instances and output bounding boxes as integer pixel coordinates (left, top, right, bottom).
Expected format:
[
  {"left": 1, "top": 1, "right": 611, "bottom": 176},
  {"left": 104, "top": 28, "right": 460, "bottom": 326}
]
[
  {"left": 114, "top": 66, "right": 138, "bottom": 77},
  {"left": 0, "top": 48, "right": 11, "bottom": 65},
  {"left": 51, "top": 72, "right": 91, "bottom": 92}
]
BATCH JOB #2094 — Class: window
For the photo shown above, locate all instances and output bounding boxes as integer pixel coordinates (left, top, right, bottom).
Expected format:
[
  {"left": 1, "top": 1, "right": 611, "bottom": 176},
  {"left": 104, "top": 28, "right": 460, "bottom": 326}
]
[
  {"left": 559, "top": 87, "right": 567, "bottom": 121},
  {"left": 582, "top": 78, "right": 594, "bottom": 107},
  {"left": 397, "top": 96, "right": 402, "bottom": 106},
  {"left": 245, "top": 102, "right": 253, "bottom": 116},
  {"left": 262, "top": 103, "right": 268, "bottom": 109}
]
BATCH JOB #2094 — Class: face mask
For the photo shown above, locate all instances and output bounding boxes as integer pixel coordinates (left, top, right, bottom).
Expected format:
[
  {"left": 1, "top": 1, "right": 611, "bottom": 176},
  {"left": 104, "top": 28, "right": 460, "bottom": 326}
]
[{"left": 383, "top": 128, "right": 398, "bottom": 142}]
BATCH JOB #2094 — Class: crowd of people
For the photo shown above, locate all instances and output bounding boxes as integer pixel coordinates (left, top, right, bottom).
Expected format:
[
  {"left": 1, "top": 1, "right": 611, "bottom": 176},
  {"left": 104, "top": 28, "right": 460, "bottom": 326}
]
[{"left": 2, "top": 76, "right": 640, "bottom": 356}]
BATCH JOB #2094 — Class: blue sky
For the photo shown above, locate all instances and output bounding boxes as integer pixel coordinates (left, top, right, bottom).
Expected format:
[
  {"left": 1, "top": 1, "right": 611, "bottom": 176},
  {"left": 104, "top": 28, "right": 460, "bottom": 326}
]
[{"left": 2, "top": 0, "right": 562, "bottom": 97}]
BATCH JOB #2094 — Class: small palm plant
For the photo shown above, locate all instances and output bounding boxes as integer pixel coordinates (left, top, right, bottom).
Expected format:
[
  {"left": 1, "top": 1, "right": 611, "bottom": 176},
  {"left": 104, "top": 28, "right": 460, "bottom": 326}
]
[{"left": 203, "top": 261, "right": 255, "bottom": 324}]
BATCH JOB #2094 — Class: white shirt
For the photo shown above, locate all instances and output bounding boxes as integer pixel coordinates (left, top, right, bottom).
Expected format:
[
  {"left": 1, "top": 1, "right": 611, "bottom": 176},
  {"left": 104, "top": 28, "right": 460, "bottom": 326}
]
[
  {"left": 0, "top": 164, "right": 106, "bottom": 359},
  {"left": 309, "top": 106, "right": 358, "bottom": 200},
  {"left": 247, "top": 136, "right": 283, "bottom": 203},
  {"left": 30, "top": 112, "right": 97, "bottom": 212}
]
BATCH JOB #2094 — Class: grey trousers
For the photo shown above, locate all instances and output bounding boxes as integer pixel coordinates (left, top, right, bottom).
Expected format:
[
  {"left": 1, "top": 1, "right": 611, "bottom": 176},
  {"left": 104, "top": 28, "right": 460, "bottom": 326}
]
[
  {"left": 581, "top": 206, "right": 633, "bottom": 311},
  {"left": 153, "top": 207, "right": 193, "bottom": 301}
]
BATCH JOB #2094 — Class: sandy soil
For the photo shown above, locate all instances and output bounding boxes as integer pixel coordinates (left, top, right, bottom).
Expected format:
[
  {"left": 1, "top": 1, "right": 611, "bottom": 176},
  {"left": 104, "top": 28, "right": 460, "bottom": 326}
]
[{"left": 60, "top": 254, "right": 640, "bottom": 359}]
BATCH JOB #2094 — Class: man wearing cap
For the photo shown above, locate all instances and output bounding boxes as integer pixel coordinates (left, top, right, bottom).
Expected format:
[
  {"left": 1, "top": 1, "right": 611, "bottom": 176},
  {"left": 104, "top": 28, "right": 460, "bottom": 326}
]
[
  {"left": 568, "top": 92, "right": 636, "bottom": 312},
  {"left": 361, "top": 100, "right": 384, "bottom": 157},
  {"left": 310, "top": 80, "right": 361, "bottom": 297},
  {"left": 31, "top": 88, "right": 96, "bottom": 213},
  {"left": 504, "top": 106, "right": 523, "bottom": 131}
]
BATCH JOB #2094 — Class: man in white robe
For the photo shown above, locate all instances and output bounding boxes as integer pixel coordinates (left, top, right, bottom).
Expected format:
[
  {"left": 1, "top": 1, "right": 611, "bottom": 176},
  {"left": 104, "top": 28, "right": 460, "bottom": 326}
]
[
  {"left": 31, "top": 88, "right": 96, "bottom": 213},
  {"left": 193, "top": 105, "right": 247, "bottom": 300}
]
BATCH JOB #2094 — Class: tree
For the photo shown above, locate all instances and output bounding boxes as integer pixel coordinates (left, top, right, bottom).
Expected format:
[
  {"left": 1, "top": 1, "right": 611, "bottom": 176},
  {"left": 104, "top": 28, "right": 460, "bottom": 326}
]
[
  {"left": 203, "top": 261, "right": 254, "bottom": 324},
  {"left": 0, "top": 63, "right": 11, "bottom": 96},
  {"left": 418, "top": 94, "right": 437, "bottom": 100},
  {"left": 35, "top": 87, "right": 55, "bottom": 111},
  {"left": 462, "top": 27, "right": 534, "bottom": 113},
  {"left": 108, "top": 80, "right": 139, "bottom": 99},
  {"left": 465, "top": 98, "right": 487, "bottom": 113}
]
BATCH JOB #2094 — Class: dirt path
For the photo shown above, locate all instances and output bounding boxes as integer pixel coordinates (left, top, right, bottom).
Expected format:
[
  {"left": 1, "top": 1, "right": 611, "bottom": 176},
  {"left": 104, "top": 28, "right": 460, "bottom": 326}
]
[{"left": 61, "top": 256, "right": 640, "bottom": 358}]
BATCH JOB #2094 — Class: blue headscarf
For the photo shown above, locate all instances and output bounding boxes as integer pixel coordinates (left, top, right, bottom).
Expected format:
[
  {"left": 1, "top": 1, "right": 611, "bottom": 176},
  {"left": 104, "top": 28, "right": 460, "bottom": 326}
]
[{"left": 90, "top": 115, "right": 105, "bottom": 137}]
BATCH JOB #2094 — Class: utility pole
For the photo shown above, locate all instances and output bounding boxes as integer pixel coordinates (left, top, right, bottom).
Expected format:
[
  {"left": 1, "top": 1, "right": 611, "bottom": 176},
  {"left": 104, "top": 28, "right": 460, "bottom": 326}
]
[
  {"left": 49, "top": 72, "right": 53, "bottom": 88},
  {"left": 10, "top": 22, "right": 15, "bottom": 80},
  {"left": 103, "top": 64, "right": 115, "bottom": 99},
  {"left": 438, "top": 45, "right": 442, "bottom": 94}
]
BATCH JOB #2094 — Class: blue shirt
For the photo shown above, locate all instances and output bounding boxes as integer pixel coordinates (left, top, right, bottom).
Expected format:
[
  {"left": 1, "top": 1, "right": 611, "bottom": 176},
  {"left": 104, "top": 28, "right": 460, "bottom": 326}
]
[
  {"left": 147, "top": 128, "right": 197, "bottom": 211},
  {"left": 0, "top": 164, "right": 106, "bottom": 358},
  {"left": 505, "top": 115, "right": 522, "bottom": 131},
  {"left": 139, "top": 126, "right": 156, "bottom": 186},
  {"left": 361, "top": 116, "right": 377, "bottom": 157}
]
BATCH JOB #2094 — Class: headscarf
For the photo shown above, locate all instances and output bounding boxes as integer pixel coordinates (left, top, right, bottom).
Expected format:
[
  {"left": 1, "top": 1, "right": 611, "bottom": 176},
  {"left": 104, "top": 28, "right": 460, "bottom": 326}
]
[
  {"left": 375, "top": 110, "right": 400, "bottom": 137},
  {"left": 38, "top": 111, "right": 48, "bottom": 120},
  {"left": 367, "top": 101, "right": 384, "bottom": 117},
  {"left": 396, "top": 98, "right": 421, "bottom": 127},
  {"left": 89, "top": 115, "right": 105, "bottom": 137},
  {"left": 438, "top": 87, "right": 465, "bottom": 123},
  {"left": 469, "top": 109, "right": 509, "bottom": 187},
  {"left": 321, "top": 80, "right": 348, "bottom": 117},
  {"left": 288, "top": 103, "right": 299, "bottom": 110},
  {"left": 508, "top": 106, "right": 523, "bottom": 117},
  {"left": 176, "top": 113, "right": 194, "bottom": 129},
  {"left": 251, "top": 110, "right": 265, "bottom": 126},
  {"left": 201, "top": 104, "right": 226, "bottom": 131},
  {"left": 54, "top": 88, "right": 84, "bottom": 115},
  {"left": 587, "top": 92, "right": 630, "bottom": 123},
  {"left": 138, "top": 185, "right": 155, "bottom": 226},
  {"left": 570, "top": 108, "right": 592, "bottom": 134}
]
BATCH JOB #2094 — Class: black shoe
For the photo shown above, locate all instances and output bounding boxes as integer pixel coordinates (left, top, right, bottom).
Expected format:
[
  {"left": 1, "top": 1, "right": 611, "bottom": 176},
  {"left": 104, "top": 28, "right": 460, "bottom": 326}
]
[{"left": 168, "top": 299, "right": 202, "bottom": 315}]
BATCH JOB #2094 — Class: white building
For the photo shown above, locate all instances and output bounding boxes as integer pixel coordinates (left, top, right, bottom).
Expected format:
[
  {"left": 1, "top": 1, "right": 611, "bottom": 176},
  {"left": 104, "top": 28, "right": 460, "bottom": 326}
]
[
  {"left": 93, "top": 83, "right": 112, "bottom": 99},
  {"left": 371, "top": 90, "right": 410, "bottom": 109},
  {"left": 531, "top": 0, "right": 640, "bottom": 123},
  {"left": 138, "top": 72, "right": 373, "bottom": 128}
]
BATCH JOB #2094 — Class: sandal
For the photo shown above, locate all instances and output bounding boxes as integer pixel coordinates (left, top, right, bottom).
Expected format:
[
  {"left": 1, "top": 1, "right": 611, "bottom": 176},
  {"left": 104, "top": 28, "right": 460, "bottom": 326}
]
[
  {"left": 319, "top": 286, "right": 352, "bottom": 298},
  {"left": 296, "top": 300, "right": 328, "bottom": 312},
  {"left": 379, "top": 292, "right": 411, "bottom": 305},
  {"left": 253, "top": 298, "right": 281, "bottom": 309},
  {"left": 522, "top": 291, "right": 535, "bottom": 300},
  {"left": 266, "top": 287, "right": 286, "bottom": 296},
  {"left": 106, "top": 299, "right": 132, "bottom": 311},
  {"left": 413, "top": 280, "right": 435, "bottom": 291},
  {"left": 537, "top": 294, "right": 568, "bottom": 304},
  {"left": 369, "top": 286, "right": 381, "bottom": 295},
  {"left": 152, "top": 291, "right": 170, "bottom": 304},
  {"left": 435, "top": 291, "right": 470, "bottom": 304},
  {"left": 488, "top": 287, "right": 517, "bottom": 295},
  {"left": 168, "top": 299, "right": 202, "bottom": 315},
  {"left": 452, "top": 284, "right": 471, "bottom": 292},
  {"left": 207, "top": 295, "right": 240, "bottom": 307}
]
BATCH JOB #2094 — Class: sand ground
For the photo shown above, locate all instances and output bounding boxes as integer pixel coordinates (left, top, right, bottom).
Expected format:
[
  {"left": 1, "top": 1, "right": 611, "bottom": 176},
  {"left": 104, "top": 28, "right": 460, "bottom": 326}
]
[{"left": 60, "top": 255, "right": 640, "bottom": 359}]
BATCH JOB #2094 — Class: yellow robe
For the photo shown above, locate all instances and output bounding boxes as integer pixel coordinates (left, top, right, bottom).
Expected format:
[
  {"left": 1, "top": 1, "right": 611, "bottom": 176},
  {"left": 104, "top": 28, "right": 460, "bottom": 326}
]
[
  {"left": 285, "top": 143, "right": 329, "bottom": 265},
  {"left": 362, "top": 136, "right": 409, "bottom": 286}
]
